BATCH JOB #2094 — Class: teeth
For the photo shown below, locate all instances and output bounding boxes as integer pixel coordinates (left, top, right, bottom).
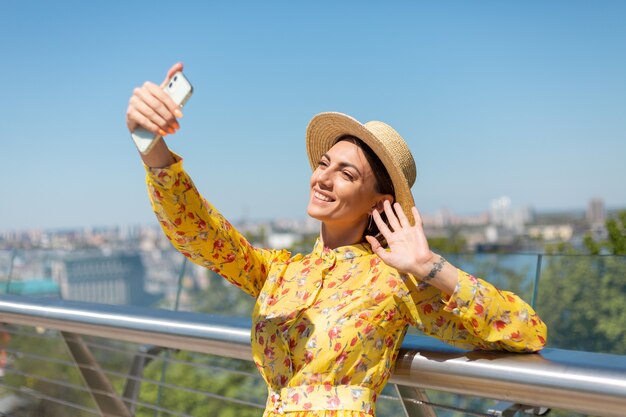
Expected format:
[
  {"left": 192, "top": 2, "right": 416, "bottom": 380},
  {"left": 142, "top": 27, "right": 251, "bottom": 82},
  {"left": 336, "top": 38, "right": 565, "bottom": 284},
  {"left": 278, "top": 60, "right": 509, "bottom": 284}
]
[{"left": 315, "top": 191, "right": 332, "bottom": 202}]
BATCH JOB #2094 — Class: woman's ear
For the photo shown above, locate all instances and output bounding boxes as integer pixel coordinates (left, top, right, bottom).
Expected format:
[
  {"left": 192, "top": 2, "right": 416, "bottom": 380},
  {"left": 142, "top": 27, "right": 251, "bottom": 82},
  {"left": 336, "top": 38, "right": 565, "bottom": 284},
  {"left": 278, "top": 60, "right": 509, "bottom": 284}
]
[{"left": 373, "top": 194, "right": 394, "bottom": 213}]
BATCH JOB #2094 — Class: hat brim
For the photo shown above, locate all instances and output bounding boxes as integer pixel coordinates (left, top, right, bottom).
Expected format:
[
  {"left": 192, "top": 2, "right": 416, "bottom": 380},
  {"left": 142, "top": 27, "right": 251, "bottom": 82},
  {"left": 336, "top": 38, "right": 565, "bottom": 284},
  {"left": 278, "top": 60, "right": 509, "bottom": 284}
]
[{"left": 306, "top": 112, "right": 416, "bottom": 225}]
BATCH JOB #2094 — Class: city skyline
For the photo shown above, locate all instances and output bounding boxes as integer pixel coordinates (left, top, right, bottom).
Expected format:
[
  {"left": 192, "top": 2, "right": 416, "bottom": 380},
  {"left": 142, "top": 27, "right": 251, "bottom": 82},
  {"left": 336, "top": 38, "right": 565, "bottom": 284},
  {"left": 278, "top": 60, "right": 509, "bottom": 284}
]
[
  {"left": 2, "top": 1, "right": 626, "bottom": 231},
  {"left": 0, "top": 195, "right": 614, "bottom": 236}
]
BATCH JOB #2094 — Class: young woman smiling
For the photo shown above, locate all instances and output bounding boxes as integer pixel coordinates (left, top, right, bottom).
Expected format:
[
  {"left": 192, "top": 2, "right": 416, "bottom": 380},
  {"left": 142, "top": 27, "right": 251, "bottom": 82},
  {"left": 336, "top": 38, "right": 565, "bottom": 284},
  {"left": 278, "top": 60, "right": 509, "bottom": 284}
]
[{"left": 127, "top": 63, "right": 547, "bottom": 417}]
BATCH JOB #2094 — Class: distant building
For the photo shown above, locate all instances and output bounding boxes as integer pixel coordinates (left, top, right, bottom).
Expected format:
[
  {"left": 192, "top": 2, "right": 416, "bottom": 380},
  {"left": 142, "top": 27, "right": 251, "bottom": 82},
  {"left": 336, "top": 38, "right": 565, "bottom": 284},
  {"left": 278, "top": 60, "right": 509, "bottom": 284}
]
[
  {"left": 490, "top": 196, "right": 512, "bottom": 227},
  {"left": 586, "top": 198, "right": 606, "bottom": 226},
  {"left": 51, "top": 252, "right": 149, "bottom": 306},
  {"left": 489, "top": 196, "right": 531, "bottom": 232},
  {"left": 527, "top": 225, "right": 574, "bottom": 242},
  {"left": 5, "top": 279, "right": 59, "bottom": 297},
  {"left": 484, "top": 225, "right": 518, "bottom": 244},
  {"left": 268, "top": 232, "right": 298, "bottom": 250}
]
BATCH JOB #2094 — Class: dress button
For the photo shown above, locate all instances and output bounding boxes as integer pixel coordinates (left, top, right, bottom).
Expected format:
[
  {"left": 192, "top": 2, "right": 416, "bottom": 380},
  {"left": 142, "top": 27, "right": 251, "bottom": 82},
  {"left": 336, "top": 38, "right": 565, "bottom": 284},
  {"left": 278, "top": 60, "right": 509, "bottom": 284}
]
[{"left": 315, "top": 281, "right": 322, "bottom": 288}]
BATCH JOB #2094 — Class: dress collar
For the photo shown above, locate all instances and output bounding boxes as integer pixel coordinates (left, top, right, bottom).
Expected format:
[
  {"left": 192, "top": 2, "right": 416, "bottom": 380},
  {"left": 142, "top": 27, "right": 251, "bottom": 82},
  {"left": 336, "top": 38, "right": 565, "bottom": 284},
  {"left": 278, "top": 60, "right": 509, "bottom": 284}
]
[{"left": 311, "top": 238, "right": 373, "bottom": 261}]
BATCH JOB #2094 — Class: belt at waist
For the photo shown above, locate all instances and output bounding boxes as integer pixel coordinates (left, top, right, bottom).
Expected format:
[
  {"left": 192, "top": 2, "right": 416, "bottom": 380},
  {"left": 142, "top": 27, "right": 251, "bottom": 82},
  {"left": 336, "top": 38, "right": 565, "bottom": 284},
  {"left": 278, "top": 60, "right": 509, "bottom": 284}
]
[{"left": 267, "top": 384, "right": 377, "bottom": 414}]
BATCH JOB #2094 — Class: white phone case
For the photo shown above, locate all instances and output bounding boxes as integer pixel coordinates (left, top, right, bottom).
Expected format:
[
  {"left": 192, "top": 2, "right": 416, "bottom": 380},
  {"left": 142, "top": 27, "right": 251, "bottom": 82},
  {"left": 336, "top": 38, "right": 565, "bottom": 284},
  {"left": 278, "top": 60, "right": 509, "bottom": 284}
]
[{"left": 131, "top": 71, "right": 193, "bottom": 155}]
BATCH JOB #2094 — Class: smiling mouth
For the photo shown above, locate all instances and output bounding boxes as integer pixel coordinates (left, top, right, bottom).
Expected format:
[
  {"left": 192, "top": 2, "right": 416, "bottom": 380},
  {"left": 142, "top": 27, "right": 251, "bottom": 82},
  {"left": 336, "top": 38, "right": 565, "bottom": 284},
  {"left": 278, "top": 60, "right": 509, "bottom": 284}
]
[{"left": 314, "top": 191, "right": 334, "bottom": 202}]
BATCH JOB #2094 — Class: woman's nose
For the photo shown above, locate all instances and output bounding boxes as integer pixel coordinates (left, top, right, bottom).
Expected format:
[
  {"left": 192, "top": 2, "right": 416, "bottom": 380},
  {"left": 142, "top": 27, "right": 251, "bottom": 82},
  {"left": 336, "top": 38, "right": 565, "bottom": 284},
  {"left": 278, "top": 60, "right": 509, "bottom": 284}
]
[{"left": 316, "top": 169, "right": 333, "bottom": 188}]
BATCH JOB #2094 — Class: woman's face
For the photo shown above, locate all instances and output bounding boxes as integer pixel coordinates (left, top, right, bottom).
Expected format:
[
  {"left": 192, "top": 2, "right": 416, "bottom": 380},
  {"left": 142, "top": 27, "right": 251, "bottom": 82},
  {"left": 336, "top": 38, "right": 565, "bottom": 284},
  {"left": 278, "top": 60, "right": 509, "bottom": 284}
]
[{"left": 307, "top": 140, "right": 385, "bottom": 229}]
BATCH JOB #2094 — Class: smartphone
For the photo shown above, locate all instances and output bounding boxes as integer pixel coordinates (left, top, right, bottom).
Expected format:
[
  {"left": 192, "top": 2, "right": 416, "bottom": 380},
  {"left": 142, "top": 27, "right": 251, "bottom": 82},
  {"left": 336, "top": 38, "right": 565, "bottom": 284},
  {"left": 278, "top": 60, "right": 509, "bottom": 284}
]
[{"left": 131, "top": 71, "right": 193, "bottom": 155}]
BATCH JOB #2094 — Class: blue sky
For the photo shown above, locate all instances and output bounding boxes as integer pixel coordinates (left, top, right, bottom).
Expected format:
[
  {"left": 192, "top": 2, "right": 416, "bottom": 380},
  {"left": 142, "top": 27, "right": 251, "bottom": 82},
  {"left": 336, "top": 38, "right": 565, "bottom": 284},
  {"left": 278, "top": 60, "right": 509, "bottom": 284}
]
[{"left": 2, "top": 1, "right": 625, "bottom": 231}]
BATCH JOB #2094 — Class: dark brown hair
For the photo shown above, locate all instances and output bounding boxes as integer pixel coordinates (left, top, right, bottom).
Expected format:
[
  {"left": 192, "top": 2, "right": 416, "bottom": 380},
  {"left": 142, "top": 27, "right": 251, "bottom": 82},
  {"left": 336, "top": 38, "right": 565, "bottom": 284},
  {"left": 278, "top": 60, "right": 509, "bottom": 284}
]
[{"left": 336, "top": 135, "right": 395, "bottom": 239}]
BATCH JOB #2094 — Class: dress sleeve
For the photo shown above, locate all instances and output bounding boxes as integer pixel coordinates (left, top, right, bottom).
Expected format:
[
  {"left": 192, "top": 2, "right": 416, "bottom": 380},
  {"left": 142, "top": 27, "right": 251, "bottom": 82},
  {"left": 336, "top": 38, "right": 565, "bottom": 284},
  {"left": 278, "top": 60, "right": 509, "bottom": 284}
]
[
  {"left": 145, "top": 154, "right": 291, "bottom": 298},
  {"left": 398, "top": 269, "right": 547, "bottom": 352}
]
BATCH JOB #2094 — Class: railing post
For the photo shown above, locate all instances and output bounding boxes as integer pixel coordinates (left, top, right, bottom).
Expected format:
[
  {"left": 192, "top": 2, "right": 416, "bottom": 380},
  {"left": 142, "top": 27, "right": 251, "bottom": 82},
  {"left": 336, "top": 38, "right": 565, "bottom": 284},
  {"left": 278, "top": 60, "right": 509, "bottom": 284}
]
[
  {"left": 122, "top": 345, "right": 165, "bottom": 414},
  {"left": 154, "top": 256, "right": 187, "bottom": 417},
  {"left": 61, "top": 331, "right": 132, "bottom": 417},
  {"left": 488, "top": 401, "right": 550, "bottom": 416},
  {"left": 4, "top": 250, "right": 16, "bottom": 293},
  {"left": 395, "top": 384, "right": 438, "bottom": 417},
  {"left": 531, "top": 254, "right": 543, "bottom": 309}
]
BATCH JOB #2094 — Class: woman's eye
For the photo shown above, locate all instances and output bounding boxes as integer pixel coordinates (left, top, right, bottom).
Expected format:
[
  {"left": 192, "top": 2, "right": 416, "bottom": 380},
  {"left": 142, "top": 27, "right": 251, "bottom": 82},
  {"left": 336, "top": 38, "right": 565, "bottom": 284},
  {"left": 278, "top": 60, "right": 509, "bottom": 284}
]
[
  {"left": 342, "top": 171, "right": 354, "bottom": 181},
  {"left": 318, "top": 160, "right": 329, "bottom": 167}
]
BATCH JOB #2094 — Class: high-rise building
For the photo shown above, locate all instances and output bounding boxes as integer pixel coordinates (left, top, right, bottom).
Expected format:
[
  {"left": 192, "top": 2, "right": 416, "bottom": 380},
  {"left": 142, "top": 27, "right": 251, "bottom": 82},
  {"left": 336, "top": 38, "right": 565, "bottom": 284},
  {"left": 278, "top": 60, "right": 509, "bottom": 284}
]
[
  {"left": 490, "top": 196, "right": 512, "bottom": 226},
  {"left": 586, "top": 198, "right": 606, "bottom": 226}
]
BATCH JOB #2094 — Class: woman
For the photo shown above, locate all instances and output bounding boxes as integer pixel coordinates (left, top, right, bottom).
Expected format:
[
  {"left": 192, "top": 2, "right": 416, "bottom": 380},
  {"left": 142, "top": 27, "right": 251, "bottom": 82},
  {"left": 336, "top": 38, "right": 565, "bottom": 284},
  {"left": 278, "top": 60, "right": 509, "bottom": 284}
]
[{"left": 127, "top": 63, "right": 547, "bottom": 417}]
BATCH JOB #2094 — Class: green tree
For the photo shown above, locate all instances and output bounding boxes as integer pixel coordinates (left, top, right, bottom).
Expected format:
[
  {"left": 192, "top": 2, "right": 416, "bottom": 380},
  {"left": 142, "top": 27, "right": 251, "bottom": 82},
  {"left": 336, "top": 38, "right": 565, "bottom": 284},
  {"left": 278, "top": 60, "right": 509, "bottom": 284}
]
[
  {"left": 2, "top": 328, "right": 100, "bottom": 417},
  {"left": 536, "top": 253, "right": 626, "bottom": 354},
  {"left": 135, "top": 269, "right": 264, "bottom": 416},
  {"left": 536, "top": 210, "right": 626, "bottom": 354},
  {"left": 189, "top": 270, "right": 255, "bottom": 316},
  {"left": 584, "top": 210, "right": 626, "bottom": 255},
  {"left": 428, "top": 228, "right": 467, "bottom": 254},
  {"left": 136, "top": 351, "right": 265, "bottom": 417}
]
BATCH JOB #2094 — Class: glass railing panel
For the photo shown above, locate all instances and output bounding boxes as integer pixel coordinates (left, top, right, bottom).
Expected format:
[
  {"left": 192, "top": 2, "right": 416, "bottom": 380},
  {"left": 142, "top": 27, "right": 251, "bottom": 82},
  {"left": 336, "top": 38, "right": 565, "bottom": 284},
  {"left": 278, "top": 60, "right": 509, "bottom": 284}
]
[
  {"left": 0, "top": 235, "right": 191, "bottom": 309},
  {"left": 446, "top": 253, "right": 539, "bottom": 302},
  {"left": 174, "top": 267, "right": 256, "bottom": 316},
  {"left": 534, "top": 254, "right": 626, "bottom": 355},
  {"left": 3, "top": 249, "right": 625, "bottom": 417}
]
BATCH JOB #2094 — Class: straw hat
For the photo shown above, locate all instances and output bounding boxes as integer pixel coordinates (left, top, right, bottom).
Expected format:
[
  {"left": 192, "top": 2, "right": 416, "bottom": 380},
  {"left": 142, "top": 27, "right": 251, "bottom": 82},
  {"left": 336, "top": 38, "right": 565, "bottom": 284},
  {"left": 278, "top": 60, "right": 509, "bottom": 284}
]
[{"left": 306, "top": 112, "right": 417, "bottom": 225}]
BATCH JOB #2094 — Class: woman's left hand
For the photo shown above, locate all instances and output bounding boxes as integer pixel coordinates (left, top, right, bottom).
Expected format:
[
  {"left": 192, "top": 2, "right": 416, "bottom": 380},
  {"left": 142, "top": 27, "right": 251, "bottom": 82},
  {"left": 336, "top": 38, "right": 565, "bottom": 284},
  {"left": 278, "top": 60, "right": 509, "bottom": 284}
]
[{"left": 365, "top": 201, "right": 436, "bottom": 278}]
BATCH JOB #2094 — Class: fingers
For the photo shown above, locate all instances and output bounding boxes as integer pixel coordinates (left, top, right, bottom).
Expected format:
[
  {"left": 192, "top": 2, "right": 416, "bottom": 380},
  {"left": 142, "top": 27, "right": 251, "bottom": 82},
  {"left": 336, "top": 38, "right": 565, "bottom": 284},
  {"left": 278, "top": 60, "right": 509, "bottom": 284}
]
[
  {"left": 126, "top": 63, "right": 185, "bottom": 134},
  {"left": 395, "top": 202, "right": 411, "bottom": 228},
  {"left": 126, "top": 106, "right": 163, "bottom": 136},
  {"left": 372, "top": 209, "right": 392, "bottom": 238},
  {"left": 365, "top": 235, "right": 387, "bottom": 259},
  {"left": 412, "top": 206, "right": 423, "bottom": 228},
  {"left": 127, "top": 81, "right": 180, "bottom": 135},
  {"left": 383, "top": 200, "right": 401, "bottom": 232},
  {"left": 161, "top": 62, "right": 184, "bottom": 88},
  {"left": 381, "top": 200, "right": 412, "bottom": 230},
  {"left": 139, "top": 83, "right": 179, "bottom": 129},
  {"left": 365, "top": 235, "right": 381, "bottom": 251},
  {"left": 144, "top": 82, "right": 181, "bottom": 123}
]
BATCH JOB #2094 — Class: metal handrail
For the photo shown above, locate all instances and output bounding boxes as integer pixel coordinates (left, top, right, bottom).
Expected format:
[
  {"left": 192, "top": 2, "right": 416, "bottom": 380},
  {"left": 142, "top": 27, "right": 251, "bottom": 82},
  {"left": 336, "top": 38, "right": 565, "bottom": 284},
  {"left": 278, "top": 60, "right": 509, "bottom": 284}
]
[{"left": 1, "top": 294, "right": 625, "bottom": 417}]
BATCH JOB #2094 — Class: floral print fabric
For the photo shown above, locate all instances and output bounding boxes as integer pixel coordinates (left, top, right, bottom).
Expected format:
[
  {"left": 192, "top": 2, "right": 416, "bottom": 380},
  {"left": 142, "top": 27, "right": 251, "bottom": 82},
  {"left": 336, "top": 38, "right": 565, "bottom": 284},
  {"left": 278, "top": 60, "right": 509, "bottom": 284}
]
[{"left": 145, "top": 155, "right": 547, "bottom": 417}]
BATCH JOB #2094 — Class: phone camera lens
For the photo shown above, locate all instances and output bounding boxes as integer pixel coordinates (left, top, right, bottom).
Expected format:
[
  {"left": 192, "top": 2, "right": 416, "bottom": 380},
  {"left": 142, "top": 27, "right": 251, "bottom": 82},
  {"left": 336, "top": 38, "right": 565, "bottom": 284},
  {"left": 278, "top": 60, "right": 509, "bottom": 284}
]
[
  {"left": 169, "top": 82, "right": 173, "bottom": 88},
  {"left": 173, "top": 75, "right": 178, "bottom": 82}
]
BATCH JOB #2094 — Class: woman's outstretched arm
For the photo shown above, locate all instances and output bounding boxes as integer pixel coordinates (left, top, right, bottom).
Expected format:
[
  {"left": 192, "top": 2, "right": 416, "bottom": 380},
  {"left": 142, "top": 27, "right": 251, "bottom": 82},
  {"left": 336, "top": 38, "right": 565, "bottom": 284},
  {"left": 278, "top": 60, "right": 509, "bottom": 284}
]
[
  {"left": 126, "top": 64, "right": 291, "bottom": 298},
  {"left": 145, "top": 158, "right": 291, "bottom": 298}
]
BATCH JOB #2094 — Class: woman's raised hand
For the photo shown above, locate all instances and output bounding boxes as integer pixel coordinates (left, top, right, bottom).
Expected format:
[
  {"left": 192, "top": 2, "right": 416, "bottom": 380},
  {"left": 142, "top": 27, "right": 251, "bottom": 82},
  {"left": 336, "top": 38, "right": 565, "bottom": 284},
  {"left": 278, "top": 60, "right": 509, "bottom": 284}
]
[
  {"left": 365, "top": 201, "right": 437, "bottom": 280},
  {"left": 126, "top": 62, "right": 184, "bottom": 137}
]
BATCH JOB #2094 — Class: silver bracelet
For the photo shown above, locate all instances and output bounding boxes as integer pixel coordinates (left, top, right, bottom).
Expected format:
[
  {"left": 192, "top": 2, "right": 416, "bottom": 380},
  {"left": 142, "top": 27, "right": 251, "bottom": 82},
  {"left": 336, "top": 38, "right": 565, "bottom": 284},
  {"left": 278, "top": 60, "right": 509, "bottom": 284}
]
[{"left": 425, "top": 256, "right": 447, "bottom": 281}]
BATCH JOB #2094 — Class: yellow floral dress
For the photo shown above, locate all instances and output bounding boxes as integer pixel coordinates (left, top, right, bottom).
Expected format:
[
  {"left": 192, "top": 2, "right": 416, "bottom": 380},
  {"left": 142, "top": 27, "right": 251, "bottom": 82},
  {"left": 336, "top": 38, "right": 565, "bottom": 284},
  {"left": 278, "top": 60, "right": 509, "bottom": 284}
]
[{"left": 145, "top": 155, "right": 547, "bottom": 417}]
